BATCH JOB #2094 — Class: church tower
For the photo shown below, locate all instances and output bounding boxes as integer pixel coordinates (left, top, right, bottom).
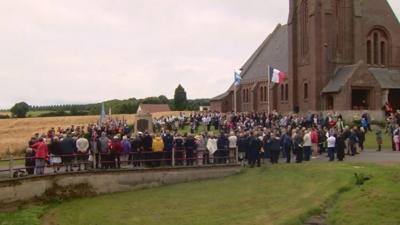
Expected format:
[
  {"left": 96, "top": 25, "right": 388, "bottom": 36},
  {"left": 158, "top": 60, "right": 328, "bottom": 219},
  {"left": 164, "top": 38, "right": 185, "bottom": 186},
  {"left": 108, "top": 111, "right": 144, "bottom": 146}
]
[
  {"left": 288, "top": 0, "right": 356, "bottom": 112},
  {"left": 288, "top": 0, "right": 400, "bottom": 112}
]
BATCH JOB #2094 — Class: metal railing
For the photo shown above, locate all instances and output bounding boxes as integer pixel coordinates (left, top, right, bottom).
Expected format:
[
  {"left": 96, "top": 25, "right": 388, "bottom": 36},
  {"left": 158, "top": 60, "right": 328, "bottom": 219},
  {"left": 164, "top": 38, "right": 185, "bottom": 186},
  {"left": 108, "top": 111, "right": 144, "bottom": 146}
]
[{"left": 0, "top": 148, "right": 239, "bottom": 179}]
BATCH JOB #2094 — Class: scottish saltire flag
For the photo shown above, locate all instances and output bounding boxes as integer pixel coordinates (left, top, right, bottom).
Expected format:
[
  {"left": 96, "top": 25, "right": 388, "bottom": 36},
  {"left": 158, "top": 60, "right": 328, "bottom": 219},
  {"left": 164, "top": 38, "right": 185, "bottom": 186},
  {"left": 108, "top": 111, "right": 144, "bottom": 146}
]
[
  {"left": 234, "top": 70, "right": 241, "bottom": 86},
  {"left": 268, "top": 66, "right": 286, "bottom": 84}
]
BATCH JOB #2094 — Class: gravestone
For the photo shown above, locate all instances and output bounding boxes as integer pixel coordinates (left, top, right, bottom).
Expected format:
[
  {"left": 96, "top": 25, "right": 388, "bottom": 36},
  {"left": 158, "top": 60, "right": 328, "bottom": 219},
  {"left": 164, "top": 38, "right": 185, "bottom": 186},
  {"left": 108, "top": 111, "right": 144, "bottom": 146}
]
[{"left": 134, "top": 113, "right": 153, "bottom": 133}]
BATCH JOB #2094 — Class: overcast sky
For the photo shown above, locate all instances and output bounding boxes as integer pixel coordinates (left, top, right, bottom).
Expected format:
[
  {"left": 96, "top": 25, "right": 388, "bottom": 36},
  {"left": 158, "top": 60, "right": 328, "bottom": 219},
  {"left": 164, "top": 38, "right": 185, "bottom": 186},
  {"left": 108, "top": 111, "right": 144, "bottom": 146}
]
[{"left": 0, "top": 1, "right": 399, "bottom": 109}]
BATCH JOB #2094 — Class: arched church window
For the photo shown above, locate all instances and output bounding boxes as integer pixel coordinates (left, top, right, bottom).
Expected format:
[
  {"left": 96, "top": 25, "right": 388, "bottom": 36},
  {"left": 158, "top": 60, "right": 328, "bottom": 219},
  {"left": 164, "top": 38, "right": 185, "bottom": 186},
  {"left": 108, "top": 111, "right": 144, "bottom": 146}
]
[
  {"left": 367, "top": 40, "right": 372, "bottom": 64},
  {"left": 367, "top": 28, "right": 389, "bottom": 66},
  {"left": 373, "top": 32, "right": 378, "bottom": 64},
  {"left": 264, "top": 86, "right": 267, "bottom": 102},
  {"left": 381, "top": 41, "right": 386, "bottom": 65},
  {"left": 304, "top": 82, "right": 308, "bottom": 100},
  {"left": 285, "top": 83, "right": 289, "bottom": 101}
]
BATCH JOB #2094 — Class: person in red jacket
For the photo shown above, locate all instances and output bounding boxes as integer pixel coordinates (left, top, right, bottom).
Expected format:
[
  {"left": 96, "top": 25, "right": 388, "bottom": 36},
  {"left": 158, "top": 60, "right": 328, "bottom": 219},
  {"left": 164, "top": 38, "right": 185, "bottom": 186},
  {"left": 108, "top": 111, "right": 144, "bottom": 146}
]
[
  {"left": 110, "top": 136, "right": 123, "bottom": 169},
  {"left": 32, "top": 138, "right": 49, "bottom": 175},
  {"left": 310, "top": 128, "right": 319, "bottom": 158}
]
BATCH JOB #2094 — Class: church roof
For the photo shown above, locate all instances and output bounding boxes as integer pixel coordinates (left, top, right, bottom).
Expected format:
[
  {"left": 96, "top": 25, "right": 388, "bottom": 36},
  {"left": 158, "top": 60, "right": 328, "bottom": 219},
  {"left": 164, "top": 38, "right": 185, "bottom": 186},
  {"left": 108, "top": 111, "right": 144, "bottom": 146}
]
[
  {"left": 322, "top": 63, "right": 400, "bottom": 93},
  {"left": 369, "top": 68, "right": 400, "bottom": 89},
  {"left": 210, "top": 89, "right": 232, "bottom": 101},
  {"left": 211, "top": 24, "right": 288, "bottom": 100},
  {"left": 321, "top": 65, "right": 359, "bottom": 93},
  {"left": 137, "top": 104, "right": 171, "bottom": 114},
  {"left": 240, "top": 24, "right": 288, "bottom": 83}
]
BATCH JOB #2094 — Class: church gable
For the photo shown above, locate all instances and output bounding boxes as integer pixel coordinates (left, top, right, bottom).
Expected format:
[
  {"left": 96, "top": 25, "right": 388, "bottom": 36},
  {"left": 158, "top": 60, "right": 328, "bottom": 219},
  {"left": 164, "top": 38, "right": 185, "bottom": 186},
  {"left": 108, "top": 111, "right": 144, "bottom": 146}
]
[
  {"left": 240, "top": 24, "right": 288, "bottom": 83},
  {"left": 322, "top": 61, "right": 380, "bottom": 94}
]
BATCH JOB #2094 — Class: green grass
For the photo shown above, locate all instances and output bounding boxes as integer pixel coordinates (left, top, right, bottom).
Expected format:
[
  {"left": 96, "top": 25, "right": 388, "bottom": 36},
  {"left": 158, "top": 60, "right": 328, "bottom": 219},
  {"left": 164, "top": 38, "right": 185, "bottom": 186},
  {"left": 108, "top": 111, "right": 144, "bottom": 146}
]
[
  {"left": 0, "top": 159, "right": 24, "bottom": 168},
  {"left": 364, "top": 129, "right": 392, "bottom": 150},
  {"left": 0, "top": 206, "right": 46, "bottom": 225},
  {"left": 42, "top": 162, "right": 356, "bottom": 225},
  {"left": 2, "top": 162, "right": 400, "bottom": 225},
  {"left": 26, "top": 111, "right": 52, "bottom": 117},
  {"left": 327, "top": 164, "right": 400, "bottom": 225}
]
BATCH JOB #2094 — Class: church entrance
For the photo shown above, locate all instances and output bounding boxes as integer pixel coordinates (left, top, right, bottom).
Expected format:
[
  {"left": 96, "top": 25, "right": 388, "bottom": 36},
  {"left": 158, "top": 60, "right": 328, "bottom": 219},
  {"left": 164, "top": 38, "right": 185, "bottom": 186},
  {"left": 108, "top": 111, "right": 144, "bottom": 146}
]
[
  {"left": 326, "top": 95, "right": 334, "bottom": 110},
  {"left": 352, "top": 89, "right": 370, "bottom": 110},
  {"left": 389, "top": 89, "right": 400, "bottom": 111}
]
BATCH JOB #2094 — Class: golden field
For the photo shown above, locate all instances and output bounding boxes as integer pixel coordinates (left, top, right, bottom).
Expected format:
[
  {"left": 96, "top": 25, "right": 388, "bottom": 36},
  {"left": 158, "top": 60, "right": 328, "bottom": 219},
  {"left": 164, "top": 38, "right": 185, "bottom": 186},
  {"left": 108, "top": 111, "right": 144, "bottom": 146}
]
[{"left": 0, "top": 111, "right": 186, "bottom": 157}]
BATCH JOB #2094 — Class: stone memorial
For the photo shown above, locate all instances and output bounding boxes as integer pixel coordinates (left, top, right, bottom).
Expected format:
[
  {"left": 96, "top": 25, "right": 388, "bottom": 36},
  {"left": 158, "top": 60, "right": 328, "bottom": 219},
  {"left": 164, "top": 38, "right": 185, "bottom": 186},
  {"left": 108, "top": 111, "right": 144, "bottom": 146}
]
[{"left": 134, "top": 112, "right": 153, "bottom": 133}]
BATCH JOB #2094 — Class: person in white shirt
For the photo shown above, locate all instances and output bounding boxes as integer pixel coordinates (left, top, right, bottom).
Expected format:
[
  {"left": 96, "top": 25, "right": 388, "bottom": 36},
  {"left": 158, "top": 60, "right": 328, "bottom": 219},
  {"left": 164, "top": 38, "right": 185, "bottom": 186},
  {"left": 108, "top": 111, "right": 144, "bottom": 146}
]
[
  {"left": 327, "top": 134, "right": 336, "bottom": 161},
  {"left": 228, "top": 132, "right": 238, "bottom": 163},
  {"left": 206, "top": 135, "right": 218, "bottom": 164},
  {"left": 303, "top": 129, "right": 312, "bottom": 161}
]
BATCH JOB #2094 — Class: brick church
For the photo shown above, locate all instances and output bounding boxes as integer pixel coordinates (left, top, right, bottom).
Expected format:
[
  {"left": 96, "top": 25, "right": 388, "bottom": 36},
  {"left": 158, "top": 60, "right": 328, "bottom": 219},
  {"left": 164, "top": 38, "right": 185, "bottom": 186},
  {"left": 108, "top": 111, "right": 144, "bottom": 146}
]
[{"left": 210, "top": 0, "right": 400, "bottom": 114}]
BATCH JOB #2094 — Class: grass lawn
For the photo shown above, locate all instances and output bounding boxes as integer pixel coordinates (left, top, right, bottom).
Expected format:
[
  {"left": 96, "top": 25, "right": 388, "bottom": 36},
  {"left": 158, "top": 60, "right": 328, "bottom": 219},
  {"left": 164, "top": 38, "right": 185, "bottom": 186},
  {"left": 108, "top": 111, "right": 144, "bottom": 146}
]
[
  {"left": 26, "top": 111, "right": 52, "bottom": 117},
  {"left": 364, "top": 129, "right": 392, "bottom": 150},
  {"left": 0, "top": 159, "right": 24, "bottom": 168},
  {"left": 1, "top": 162, "right": 400, "bottom": 225}
]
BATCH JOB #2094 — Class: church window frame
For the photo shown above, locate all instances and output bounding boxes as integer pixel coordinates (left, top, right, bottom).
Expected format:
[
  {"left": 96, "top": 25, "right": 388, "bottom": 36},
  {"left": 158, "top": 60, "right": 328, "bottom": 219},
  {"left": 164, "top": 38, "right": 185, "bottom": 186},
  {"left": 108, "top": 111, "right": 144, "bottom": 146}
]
[
  {"left": 304, "top": 82, "right": 309, "bottom": 100},
  {"left": 367, "top": 28, "right": 390, "bottom": 67}
]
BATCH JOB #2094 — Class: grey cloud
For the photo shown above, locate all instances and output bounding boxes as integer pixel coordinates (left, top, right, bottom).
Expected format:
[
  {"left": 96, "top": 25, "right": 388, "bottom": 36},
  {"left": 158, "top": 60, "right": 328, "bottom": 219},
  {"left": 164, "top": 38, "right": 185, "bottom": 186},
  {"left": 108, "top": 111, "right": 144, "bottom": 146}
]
[{"left": 0, "top": 0, "right": 398, "bottom": 108}]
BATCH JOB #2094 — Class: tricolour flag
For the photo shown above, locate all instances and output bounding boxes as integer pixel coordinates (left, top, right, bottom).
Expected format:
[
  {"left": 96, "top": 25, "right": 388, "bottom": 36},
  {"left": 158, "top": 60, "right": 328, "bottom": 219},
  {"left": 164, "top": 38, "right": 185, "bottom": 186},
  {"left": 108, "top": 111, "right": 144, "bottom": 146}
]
[
  {"left": 234, "top": 70, "right": 241, "bottom": 86},
  {"left": 268, "top": 66, "right": 286, "bottom": 84}
]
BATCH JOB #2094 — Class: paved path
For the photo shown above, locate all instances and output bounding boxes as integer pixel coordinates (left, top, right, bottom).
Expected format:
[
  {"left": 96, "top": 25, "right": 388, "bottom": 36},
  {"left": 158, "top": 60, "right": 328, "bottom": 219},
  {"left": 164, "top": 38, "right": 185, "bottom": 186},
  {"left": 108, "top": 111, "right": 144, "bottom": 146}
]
[{"left": 315, "top": 150, "right": 400, "bottom": 164}]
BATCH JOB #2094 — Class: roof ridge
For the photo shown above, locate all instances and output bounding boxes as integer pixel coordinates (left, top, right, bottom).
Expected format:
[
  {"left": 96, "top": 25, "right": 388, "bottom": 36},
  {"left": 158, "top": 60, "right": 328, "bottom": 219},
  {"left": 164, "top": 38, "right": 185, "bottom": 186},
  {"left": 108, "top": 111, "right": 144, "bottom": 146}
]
[{"left": 239, "top": 24, "right": 285, "bottom": 77}]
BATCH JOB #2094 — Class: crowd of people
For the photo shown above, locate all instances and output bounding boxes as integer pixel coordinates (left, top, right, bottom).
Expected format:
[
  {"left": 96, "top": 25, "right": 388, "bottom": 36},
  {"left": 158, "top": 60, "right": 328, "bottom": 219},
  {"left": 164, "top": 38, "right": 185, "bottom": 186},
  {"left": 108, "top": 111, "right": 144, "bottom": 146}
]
[{"left": 21, "top": 110, "right": 400, "bottom": 176}]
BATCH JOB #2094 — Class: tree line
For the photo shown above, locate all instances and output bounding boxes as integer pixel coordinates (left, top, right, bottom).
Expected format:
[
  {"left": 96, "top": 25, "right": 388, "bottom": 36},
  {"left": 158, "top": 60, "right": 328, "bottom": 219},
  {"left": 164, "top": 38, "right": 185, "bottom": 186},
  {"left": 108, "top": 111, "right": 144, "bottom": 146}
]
[{"left": 6, "top": 85, "right": 210, "bottom": 118}]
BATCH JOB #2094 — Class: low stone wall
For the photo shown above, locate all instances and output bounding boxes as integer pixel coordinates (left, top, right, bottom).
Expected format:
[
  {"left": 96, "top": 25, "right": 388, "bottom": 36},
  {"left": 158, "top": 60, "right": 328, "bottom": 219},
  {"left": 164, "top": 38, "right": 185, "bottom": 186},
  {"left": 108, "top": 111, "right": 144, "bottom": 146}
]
[{"left": 0, "top": 165, "right": 240, "bottom": 205}]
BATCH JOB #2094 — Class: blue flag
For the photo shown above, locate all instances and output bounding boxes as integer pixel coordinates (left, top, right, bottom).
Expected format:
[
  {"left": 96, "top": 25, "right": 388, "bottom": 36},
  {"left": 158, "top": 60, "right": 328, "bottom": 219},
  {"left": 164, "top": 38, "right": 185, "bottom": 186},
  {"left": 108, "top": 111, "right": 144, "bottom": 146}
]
[{"left": 234, "top": 70, "right": 241, "bottom": 86}]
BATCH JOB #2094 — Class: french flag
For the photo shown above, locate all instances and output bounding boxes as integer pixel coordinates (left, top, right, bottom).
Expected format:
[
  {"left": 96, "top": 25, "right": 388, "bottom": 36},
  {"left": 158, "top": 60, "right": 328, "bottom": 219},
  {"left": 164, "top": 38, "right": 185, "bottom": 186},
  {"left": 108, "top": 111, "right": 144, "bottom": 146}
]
[{"left": 269, "top": 66, "right": 286, "bottom": 84}]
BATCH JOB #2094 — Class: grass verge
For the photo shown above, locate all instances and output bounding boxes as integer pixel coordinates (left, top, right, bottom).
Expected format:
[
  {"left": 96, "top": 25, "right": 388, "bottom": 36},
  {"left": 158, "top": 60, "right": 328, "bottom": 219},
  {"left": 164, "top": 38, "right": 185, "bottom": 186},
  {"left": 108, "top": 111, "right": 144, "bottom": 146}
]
[{"left": 1, "top": 162, "right": 399, "bottom": 225}]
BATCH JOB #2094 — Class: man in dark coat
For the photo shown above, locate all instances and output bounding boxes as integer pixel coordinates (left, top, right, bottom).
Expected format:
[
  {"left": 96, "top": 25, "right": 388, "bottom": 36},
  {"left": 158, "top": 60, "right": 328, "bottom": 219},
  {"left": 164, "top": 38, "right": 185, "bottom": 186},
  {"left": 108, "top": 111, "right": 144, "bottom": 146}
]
[
  {"left": 348, "top": 128, "right": 359, "bottom": 156},
  {"left": 216, "top": 133, "right": 229, "bottom": 164},
  {"left": 270, "top": 133, "right": 281, "bottom": 164},
  {"left": 293, "top": 131, "right": 304, "bottom": 163},
  {"left": 237, "top": 132, "right": 248, "bottom": 167},
  {"left": 131, "top": 134, "right": 143, "bottom": 167},
  {"left": 162, "top": 131, "right": 174, "bottom": 166},
  {"left": 248, "top": 132, "right": 262, "bottom": 168},
  {"left": 142, "top": 132, "right": 153, "bottom": 167},
  {"left": 336, "top": 133, "right": 346, "bottom": 161},
  {"left": 281, "top": 130, "right": 293, "bottom": 163},
  {"left": 60, "top": 134, "right": 76, "bottom": 172},
  {"left": 25, "top": 140, "right": 36, "bottom": 175},
  {"left": 184, "top": 134, "right": 197, "bottom": 166}
]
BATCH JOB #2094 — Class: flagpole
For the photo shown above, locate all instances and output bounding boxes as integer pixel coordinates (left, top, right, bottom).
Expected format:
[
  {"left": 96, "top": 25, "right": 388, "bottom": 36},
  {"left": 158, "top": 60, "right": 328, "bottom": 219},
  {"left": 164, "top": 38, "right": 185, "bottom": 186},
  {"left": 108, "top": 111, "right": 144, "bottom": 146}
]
[
  {"left": 233, "top": 70, "right": 239, "bottom": 114},
  {"left": 267, "top": 66, "right": 271, "bottom": 116},
  {"left": 234, "top": 84, "right": 237, "bottom": 114}
]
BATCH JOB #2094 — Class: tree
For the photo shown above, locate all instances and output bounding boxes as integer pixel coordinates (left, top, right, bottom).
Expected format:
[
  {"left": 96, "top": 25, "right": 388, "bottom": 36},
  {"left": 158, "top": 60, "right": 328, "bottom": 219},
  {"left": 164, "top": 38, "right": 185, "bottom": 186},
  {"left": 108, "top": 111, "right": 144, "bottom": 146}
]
[
  {"left": 173, "top": 84, "right": 187, "bottom": 111},
  {"left": 10, "top": 102, "right": 29, "bottom": 118},
  {"left": 158, "top": 95, "right": 169, "bottom": 104}
]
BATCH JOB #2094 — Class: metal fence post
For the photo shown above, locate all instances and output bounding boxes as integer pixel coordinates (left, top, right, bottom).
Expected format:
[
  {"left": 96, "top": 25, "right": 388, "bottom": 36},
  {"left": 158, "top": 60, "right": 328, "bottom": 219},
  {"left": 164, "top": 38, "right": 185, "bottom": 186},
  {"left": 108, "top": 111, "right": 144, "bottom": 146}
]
[
  {"left": 235, "top": 147, "right": 239, "bottom": 165},
  {"left": 172, "top": 148, "right": 175, "bottom": 167},
  {"left": 9, "top": 154, "right": 14, "bottom": 178}
]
